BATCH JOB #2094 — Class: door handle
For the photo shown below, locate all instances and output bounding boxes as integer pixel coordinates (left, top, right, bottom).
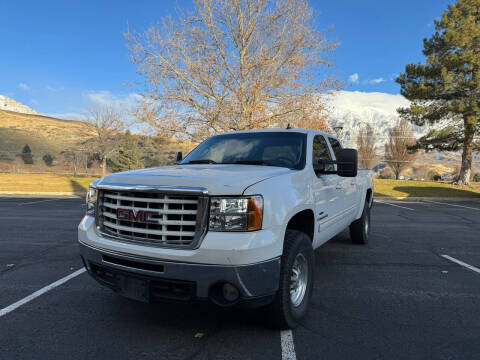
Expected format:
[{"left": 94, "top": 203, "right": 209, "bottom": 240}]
[{"left": 335, "top": 185, "right": 343, "bottom": 190}]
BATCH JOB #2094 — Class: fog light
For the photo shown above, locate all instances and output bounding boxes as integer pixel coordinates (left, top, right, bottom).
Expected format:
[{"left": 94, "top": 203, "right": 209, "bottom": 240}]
[{"left": 222, "top": 283, "right": 239, "bottom": 302}]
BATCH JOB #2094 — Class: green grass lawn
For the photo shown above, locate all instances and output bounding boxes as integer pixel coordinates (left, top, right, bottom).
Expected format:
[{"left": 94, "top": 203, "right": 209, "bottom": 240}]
[
  {"left": 0, "top": 173, "right": 98, "bottom": 194},
  {"left": 1, "top": 173, "right": 479, "bottom": 198},
  {"left": 374, "top": 179, "right": 480, "bottom": 198}
]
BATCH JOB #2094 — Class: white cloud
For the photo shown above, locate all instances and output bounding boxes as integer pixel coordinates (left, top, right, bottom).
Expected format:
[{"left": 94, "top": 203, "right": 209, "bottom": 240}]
[
  {"left": 348, "top": 73, "right": 359, "bottom": 83},
  {"left": 369, "top": 77, "right": 385, "bottom": 84},
  {"left": 18, "top": 82, "right": 30, "bottom": 90},
  {"left": 46, "top": 112, "right": 86, "bottom": 121},
  {"left": 85, "top": 90, "right": 142, "bottom": 110},
  {"left": 46, "top": 90, "right": 143, "bottom": 123},
  {"left": 46, "top": 85, "right": 64, "bottom": 92}
]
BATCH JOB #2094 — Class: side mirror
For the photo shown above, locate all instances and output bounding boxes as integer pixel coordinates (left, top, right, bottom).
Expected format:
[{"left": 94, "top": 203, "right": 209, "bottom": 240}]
[
  {"left": 336, "top": 149, "right": 358, "bottom": 177},
  {"left": 175, "top": 152, "right": 183, "bottom": 163}
]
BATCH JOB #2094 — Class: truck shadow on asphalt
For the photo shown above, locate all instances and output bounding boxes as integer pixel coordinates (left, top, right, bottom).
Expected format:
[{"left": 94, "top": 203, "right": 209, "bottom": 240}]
[
  {"left": 102, "top": 292, "right": 274, "bottom": 331},
  {"left": 88, "top": 232, "right": 356, "bottom": 332}
]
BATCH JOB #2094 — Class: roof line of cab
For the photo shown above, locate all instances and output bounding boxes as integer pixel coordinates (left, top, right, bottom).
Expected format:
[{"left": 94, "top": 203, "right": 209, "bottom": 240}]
[{"left": 216, "top": 128, "right": 339, "bottom": 140}]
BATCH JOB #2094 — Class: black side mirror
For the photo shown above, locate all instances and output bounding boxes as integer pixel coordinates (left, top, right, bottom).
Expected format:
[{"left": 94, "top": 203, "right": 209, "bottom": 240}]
[
  {"left": 336, "top": 149, "right": 358, "bottom": 177},
  {"left": 175, "top": 152, "right": 183, "bottom": 163},
  {"left": 313, "top": 159, "right": 325, "bottom": 173}
]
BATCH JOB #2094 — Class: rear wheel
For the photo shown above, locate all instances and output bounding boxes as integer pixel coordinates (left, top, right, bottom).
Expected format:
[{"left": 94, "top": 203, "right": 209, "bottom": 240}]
[
  {"left": 349, "top": 199, "right": 370, "bottom": 245},
  {"left": 267, "top": 230, "right": 314, "bottom": 329}
]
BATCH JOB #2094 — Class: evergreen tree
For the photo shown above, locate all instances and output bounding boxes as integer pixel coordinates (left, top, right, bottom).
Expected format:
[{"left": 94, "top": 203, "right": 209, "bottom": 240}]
[
  {"left": 22, "top": 144, "right": 34, "bottom": 164},
  {"left": 110, "top": 131, "right": 144, "bottom": 173},
  {"left": 397, "top": 0, "right": 480, "bottom": 185},
  {"left": 42, "top": 153, "right": 55, "bottom": 167}
]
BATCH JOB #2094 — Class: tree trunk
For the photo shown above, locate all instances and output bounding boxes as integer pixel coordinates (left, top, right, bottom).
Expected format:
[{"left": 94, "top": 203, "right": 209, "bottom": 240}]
[
  {"left": 456, "top": 125, "right": 474, "bottom": 185},
  {"left": 102, "top": 156, "right": 107, "bottom": 177},
  {"left": 394, "top": 167, "right": 400, "bottom": 180}
]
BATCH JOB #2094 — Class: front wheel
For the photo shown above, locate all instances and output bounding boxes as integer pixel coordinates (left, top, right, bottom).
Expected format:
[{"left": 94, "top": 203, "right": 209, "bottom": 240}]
[{"left": 267, "top": 230, "right": 314, "bottom": 329}]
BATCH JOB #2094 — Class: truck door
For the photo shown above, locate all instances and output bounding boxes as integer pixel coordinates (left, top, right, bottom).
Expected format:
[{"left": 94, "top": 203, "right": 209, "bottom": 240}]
[
  {"left": 312, "top": 135, "right": 344, "bottom": 245},
  {"left": 327, "top": 137, "right": 358, "bottom": 224}
]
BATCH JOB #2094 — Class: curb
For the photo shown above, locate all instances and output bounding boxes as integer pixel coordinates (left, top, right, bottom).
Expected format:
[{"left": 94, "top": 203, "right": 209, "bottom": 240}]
[
  {"left": 374, "top": 196, "right": 480, "bottom": 201},
  {"left": 0, "top": 192, "right": 83, "bottom": 198}
]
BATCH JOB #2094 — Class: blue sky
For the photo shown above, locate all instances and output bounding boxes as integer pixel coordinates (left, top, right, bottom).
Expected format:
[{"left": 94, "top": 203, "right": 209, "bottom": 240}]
[{"left": 0, "top": 0, "right": 452, "bottom": 119}]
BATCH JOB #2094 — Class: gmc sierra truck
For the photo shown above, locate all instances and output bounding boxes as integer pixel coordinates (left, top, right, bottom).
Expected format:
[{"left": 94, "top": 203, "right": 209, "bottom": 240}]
[{"left": 78, "top": 129, "right": 373, "bottom": 328}]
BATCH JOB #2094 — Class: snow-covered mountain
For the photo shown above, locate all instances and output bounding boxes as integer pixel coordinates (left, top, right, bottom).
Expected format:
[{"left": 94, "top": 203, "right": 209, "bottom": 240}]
[
  {"left": 326, "top": 91, "right": 424, "bottom": 148},
  {"left": 0, "top": 95, "right": 40, "bottom": 115}
]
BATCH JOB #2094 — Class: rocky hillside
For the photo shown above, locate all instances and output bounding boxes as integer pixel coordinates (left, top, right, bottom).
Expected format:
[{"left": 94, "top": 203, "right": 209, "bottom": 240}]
[
  {"left": 0, "top": 109, "right": 94, "bottom": 156},
  {"left": 0, "top": 107, "right": 195, "bottom": 173},
  {"left": 0, "top": 95, "right": 40, "bottom": 115}
]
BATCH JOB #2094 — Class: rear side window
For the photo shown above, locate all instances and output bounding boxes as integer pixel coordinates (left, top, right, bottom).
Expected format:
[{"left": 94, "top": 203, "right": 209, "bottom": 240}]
[
  {"left": 312, "top": 135, "right": 334, "bottom": 174},
  {"left": 328, "top": 137, "right": 342, "bottom": 159}
]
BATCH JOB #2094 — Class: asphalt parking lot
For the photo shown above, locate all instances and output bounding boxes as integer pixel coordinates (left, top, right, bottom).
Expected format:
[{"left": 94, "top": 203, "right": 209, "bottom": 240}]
[{"left": 1, "top": 196, "right": 479, "bottom": 360}]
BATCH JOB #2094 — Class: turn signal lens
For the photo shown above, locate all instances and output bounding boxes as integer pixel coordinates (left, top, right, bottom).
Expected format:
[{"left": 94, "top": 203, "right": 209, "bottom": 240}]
[{"left": 247, "top": 197, "right": 263, "bottom": 231}]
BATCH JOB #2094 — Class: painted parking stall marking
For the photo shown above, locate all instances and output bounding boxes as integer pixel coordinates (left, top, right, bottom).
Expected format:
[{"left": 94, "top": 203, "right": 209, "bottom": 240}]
[
  {"left": 0, "top": 268, "right": 86, "bottom": 317},
  {"left": 374, "top": 200, "right": 415, "bottom": 211},
  {"left": 441, "top": 255, "right": 480, "bottom": 275},
  {"left": 422, "top": 200, "right": 480, "bottom": 211},
  {"left": 280, "top": 329, "right": 297, "bottom": 360},
  {"left": 17, "top": 198, "right": 64, "bottom": 206}
]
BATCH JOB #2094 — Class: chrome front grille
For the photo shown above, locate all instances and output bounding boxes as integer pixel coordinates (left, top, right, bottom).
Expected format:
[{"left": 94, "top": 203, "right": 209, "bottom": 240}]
[{"left": 96, "top": 188, "right": 208, "bottom": 248}]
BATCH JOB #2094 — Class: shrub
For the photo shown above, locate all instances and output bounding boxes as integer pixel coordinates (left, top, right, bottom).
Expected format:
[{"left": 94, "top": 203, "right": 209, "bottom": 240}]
[
  {"left": 377, "top": 168, "right": 394, "bottom": 179},
  {"left": 474, "top": 173, "right": 480, "bottom": 182},
  {"left": 42, "top": 153, "right": 55, "bottom": 167},
  {"left": 427, "top": 170, "right": 440, "bottom": 180}
]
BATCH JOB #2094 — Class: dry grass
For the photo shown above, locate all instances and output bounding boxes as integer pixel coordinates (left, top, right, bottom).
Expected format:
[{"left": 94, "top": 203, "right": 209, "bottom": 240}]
[
  {"left": 2, "top": 173, "right": 480, "bottom": 198},
  {"left": 374, "top": 179, "right": 480, "bottom": 198},
  {"left": 0, "top": 110, "right": 93, "bottom": 148},
  {"left": 0, "top": 174, "right": 98, "bottom": 194}
]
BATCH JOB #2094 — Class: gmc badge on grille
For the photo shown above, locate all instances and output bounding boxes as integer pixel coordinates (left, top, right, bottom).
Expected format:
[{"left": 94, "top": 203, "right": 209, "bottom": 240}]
[{"left": 116, "top": 208, "right": 157, "bottom": 224}]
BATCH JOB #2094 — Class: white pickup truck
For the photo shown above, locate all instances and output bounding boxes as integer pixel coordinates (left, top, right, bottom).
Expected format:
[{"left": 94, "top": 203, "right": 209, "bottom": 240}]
[{"left": 78, "top": 129, "right": 373, "bottom": 328}]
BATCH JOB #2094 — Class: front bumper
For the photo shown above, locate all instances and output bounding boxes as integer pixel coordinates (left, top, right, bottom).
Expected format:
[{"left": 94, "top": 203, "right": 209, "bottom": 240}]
[{"left": 79, "top": 241, "right": 280, "bottom": 306}]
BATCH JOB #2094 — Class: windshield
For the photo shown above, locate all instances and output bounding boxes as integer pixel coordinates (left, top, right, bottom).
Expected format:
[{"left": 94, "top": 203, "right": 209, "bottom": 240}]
[{"left": 181, "top": 132, "right": 307, "bottom": 170}]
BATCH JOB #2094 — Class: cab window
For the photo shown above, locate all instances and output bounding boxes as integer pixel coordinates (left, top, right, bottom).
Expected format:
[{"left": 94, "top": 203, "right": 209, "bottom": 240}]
[
  {"left": 312, "top": 135, "right": 334, "bottom": 175},
  {"left": 328, "top": 137, "right": 342, "bottom": 159}
]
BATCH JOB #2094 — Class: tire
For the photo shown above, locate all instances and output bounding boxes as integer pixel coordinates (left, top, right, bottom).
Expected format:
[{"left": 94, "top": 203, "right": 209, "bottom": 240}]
[
  {"left": 349, "top": 199, "right": 370, "bottom": 245},
  {"left": 267, "top": 230, "right": 314, "bottom": 329}
]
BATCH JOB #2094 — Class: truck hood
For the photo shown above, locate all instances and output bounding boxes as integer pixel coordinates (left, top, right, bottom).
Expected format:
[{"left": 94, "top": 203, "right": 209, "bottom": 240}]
[{"left": 98, "top": 164, "right": 292, "bottom": 195}]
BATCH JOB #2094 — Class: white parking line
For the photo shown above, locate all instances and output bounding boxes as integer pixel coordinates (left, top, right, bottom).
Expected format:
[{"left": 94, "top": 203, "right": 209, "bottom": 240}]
[
  {"left": 422, "top": 200, "right": 480, "bottom": 211},
  {"left": 280, "top": 329, "right": 297, "bottom": 360},
  {"left": 17, "top": 199, "right": 62, "bottom": 206},
  {"left": 0, "top": 268, "right": 86, "bottom": 317},
  {"left": 441, "top": 255, "right": 480, "bottom": 275},
  {"left": 374, "top": 200, "right": 415, "bottom": 211}
]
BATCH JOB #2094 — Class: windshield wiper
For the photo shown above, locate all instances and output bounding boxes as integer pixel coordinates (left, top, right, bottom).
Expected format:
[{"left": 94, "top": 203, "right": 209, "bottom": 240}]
[
  {"left": 232, "top": 160, "right": 275, "bottom": 166},
  {"left": 183, "top": 159, "right": 218, "bottom": 164}
]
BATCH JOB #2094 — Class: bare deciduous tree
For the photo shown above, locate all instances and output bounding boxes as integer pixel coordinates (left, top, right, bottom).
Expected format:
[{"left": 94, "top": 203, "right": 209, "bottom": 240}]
[
  {"left": 85, "top": 107, "right": 124, "bottom": 176},
  {"left": 62, "top": 150, "right": 86, "bottom": 176},
  {"left": 126, "top": 0, "right": 338, "bottom": 140},
  {"left": 356, "top": 124, "right": 377, "bottom": 169},
  {"left": 384, "top": 119, "right": 417, "bottom": 180}
]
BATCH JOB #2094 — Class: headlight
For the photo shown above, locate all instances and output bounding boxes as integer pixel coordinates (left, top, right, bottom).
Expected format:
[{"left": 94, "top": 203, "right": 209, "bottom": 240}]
[
  {"left": 86, "top": 186, "right": 97, "bottom": 216},
  {"left": 209, "top": 196, "right": 263, "bottom": 231}
]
